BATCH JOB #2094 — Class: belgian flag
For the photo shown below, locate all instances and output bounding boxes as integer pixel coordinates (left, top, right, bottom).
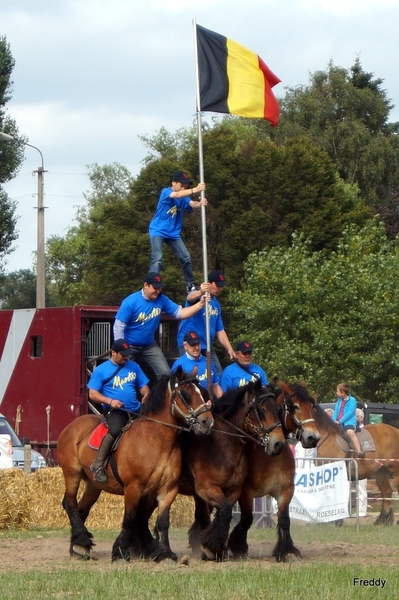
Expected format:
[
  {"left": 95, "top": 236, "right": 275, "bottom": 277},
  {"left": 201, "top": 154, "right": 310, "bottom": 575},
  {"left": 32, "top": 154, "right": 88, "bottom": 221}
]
[{"left": 196, "top": 24, "right": 280, "bottom": 126}]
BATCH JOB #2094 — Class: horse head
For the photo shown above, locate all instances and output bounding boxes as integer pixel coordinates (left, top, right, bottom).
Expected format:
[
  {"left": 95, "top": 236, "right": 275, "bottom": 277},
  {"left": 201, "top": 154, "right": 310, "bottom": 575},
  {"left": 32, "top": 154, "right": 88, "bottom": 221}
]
[
  {"left": 169, "top": 366, "right": 214, "bottom": 435},
  {"left": 214, "top": 380, "right": 286, "bottom": 455},
  {"left": 277, "top": 380, "right": 320, "bottom": 448}
]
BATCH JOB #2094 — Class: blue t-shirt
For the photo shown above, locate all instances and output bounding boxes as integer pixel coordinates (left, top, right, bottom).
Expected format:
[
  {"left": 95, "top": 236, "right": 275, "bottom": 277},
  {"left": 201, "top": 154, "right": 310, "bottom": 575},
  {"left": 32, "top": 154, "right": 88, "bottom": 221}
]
[
  {"left": 177, "top": 295, "right": 224, "bottom": 348},
  {"left": 171, "top": 353, "right": 219, "bottom": 390},
  {"left": 149, "top": 187, "right": 192, "bottom": 240},
  {"left": 115, "top": 289, "right": 180, "bottom": 346},
  {"left": 332, "top": 395, "right": 357, "bottom": 427},
  {"left": 88, "top": 359, "right": 149, "bottom": 412},
  {"left": 219, "top": 362, "right": 268, "bottom": 392}
]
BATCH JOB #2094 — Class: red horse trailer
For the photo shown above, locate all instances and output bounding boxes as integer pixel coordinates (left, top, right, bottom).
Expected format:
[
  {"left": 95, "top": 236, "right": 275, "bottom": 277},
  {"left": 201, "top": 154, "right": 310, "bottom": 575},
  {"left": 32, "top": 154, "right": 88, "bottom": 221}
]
[{"left": 0, "top": 306, "right": 179, "bottom": 463}]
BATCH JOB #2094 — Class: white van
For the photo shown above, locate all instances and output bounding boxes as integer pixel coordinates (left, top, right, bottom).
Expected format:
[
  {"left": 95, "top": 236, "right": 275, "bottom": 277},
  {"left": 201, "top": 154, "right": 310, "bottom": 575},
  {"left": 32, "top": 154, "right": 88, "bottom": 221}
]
[{"left": 0, "top": 413, "right": 47, "bottom": 471}]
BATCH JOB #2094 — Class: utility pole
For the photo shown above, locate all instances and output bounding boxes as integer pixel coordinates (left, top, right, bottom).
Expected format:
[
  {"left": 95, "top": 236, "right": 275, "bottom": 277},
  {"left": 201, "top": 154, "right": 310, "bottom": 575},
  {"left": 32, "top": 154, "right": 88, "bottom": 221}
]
[{"left": 0, "top": 131, "right": 47, "bottom": 308}]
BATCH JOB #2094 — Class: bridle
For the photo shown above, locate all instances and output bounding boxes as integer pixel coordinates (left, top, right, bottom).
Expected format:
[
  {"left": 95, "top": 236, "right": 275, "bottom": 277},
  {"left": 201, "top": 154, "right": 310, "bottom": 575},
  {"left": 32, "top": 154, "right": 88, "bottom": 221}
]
[
  {"left": 244, "top": 390, "right": 282, "bottom": 450},
  {"left": 214, "top": 388, "right": 282, "bottom": 452},
  {"left": 168, "top": 375, "right": 212, "bottom": 430},
  {"left": 281, "top": 390, "right": 316, "bottom": 440}
]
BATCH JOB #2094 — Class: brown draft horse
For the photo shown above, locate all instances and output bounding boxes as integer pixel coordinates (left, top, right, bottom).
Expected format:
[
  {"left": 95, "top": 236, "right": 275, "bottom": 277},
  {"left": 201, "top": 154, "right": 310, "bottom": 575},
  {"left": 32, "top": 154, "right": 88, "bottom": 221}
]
[
  {"left": 314, "top": 404, "right": 399, "bottom": 525},
  {"left": 182, "top": 379, "right": 287, "bottom": 560},
  {"left": 134, "top": 379, "right": 286, "bottom": 562},
  {"left": 57, "top": 367, "right": 214, "bottom": 562},
  {"left": 227, "top": 380, "right": 320, "bottom": 561}
]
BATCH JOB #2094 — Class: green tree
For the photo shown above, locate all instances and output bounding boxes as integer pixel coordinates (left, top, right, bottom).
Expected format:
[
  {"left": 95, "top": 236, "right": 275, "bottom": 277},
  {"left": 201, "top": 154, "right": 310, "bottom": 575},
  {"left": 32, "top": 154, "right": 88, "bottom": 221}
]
[
  {"left": 270, "top": 59, "right": 399, "bottom": 206},
  {"left": 181, "top": 121, "right": 372, "bottom": 279},
  {"left": 0, "top": 188, "right": 17, "bottom": 265},
  {"left": 0, "top": 36, "right": 24, "bottom": 269},
  {"left": 0, "top": 268, "right": 58, "bottom": 308},
  {"left": 47, "top": 163, "right": 153, "bottom": 305},
  {"left": 231, "top": 218, "right": 399, "bottom": 403}
]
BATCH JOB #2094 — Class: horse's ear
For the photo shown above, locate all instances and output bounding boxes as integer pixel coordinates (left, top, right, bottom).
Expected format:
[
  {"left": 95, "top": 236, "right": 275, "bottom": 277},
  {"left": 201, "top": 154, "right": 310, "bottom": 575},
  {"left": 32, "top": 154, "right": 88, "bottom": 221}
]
[
  {"left": 278, "top": 380, "right": 292, "bottom": 395},
  {"left": 191, "top": 365, "right": 198, "bottom": 377},
  {"left": 175, "top": 365, "right": 184, "bottom": 380},
  {"left": 270, "top": 376, "right": 278, "bottom": 390},
  {"left": 254, "top": 378, "right": 262, "bottom": 391}
]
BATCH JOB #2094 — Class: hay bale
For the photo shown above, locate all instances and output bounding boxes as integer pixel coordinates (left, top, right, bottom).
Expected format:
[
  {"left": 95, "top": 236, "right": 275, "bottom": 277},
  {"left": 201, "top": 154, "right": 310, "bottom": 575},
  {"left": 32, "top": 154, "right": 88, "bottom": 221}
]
[
  {"left": 0, "top": 469, "right": 31, "bottom": 530},
  {"left": 1, "top": 467, "right": 195, "bottom": 531}
]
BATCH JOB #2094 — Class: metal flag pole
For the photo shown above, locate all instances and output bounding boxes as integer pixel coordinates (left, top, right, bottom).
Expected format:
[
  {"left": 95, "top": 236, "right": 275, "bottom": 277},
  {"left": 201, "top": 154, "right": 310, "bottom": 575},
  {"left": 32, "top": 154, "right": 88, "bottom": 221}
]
[{"left": 193, "top": 18, "right": 213, "bottom": 399}]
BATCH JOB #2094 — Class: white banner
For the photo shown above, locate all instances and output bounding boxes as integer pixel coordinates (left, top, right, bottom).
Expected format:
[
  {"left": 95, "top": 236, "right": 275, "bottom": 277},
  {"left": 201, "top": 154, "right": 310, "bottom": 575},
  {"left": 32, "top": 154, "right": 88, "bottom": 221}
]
[
  {"left": 0, "top": 434, "right": 13, "bottom": 469},
  {"left": 289, "top": 461, "right": 350, "bottom": 523}
]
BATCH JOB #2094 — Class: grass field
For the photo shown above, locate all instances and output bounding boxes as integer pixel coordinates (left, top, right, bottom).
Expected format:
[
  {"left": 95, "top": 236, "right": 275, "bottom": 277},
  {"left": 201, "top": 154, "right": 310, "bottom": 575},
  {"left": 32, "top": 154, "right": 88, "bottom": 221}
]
[{"left": 0, "top": 521, "right": 398, "bottom": 600}]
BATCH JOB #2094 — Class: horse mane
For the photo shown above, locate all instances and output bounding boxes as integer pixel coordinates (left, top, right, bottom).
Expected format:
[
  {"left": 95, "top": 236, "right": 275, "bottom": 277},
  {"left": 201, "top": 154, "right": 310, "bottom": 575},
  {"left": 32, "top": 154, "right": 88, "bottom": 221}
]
[
  {"left": 140, "top": 375, "right": 171, "bottom": 416},
  {"left": 313, "top": 403, "right": 341, "bottom": 434},
  {"left": 276, "top": 383, "right": 316, "bottom": 408},
  {"left": 213, "top": 380, "right": 262, "bottom": 419}
]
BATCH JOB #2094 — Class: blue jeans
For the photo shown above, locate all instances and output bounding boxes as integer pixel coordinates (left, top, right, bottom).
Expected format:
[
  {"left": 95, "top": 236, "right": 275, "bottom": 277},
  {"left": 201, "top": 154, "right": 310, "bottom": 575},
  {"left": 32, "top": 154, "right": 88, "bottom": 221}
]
[
  {"left": 129, "top": 342, "right": 170, "bottom": 380},
  {"left": 178, "top": 345, "right": 223, "bottom": 377},
  {"left": 150, "top": 236, "right": 195, "bottom": 288}
]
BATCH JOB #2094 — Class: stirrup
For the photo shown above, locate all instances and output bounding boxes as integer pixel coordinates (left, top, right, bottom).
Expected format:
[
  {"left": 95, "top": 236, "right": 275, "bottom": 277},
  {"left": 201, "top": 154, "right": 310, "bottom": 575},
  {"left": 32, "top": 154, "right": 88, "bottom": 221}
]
[{"left": 90, "top": 464, "right": 108, "bottom": 483}]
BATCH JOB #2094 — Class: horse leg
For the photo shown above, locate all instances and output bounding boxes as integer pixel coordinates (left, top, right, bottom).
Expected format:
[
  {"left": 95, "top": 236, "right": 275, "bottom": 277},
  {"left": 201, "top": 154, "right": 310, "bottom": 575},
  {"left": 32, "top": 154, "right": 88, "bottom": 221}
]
[
  {"left": 112, "top": 482, "right": 142, "bottom": 562},
  {"left": 228, "top": 489, "right": 253, "bottom": 558},
  {"left": 62, "top": 472, "right": 100, "bottom": 559},
  {"left": 272, "top": 485, "right": 301, "bottom": 562},
  {"left": 151, "top": 485, "right": 179, "bottom": 562},
  {"left": 374, "top": 467, "right": 394, "bottom": 526},
  {"left": 188, "top": 494, "right": 212, "bottom": 556},
  {"left": 128, "top": 495, "right": 159, "bottom": 559},
  {"left": 196, "top": 485, "right": 232, "bottom": 561}
]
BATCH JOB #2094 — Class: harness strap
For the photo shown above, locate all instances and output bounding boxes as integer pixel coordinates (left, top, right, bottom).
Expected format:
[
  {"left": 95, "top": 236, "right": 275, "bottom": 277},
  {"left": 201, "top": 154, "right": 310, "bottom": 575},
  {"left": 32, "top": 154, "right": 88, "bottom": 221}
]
[{"left": 109, "top": 453, "right": 124, "bottom": 488}]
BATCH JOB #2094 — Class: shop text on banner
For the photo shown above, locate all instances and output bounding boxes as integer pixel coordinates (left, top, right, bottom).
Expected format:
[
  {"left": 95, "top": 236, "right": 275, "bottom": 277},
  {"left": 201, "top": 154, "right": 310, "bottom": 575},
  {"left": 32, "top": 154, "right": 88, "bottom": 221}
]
[{"left": 290, "top": 461, "right": 350, "bottom": 523}]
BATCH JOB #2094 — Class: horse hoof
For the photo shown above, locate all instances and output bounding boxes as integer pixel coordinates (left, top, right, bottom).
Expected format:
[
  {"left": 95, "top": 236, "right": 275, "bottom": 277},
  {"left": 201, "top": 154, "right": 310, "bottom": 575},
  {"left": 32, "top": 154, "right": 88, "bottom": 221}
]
[
  {"left": 200, "top": 545, "right": 215, "bottom": 561},
  {"left": 72, "top": 545, "right": 91, "bottom": 560},
  {"left": 283, "top": 553, "right": 302, "bottom": 563},
  {"left": 178, "top": 554, "right": 190, "bottom": 566}
]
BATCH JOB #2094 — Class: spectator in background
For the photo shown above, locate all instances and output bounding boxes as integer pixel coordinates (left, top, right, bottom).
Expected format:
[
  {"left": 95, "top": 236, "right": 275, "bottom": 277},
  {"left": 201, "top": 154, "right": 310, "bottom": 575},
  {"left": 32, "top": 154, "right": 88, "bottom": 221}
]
[{"left": 356, "top": 408, "right": 368, "bottom": 517}]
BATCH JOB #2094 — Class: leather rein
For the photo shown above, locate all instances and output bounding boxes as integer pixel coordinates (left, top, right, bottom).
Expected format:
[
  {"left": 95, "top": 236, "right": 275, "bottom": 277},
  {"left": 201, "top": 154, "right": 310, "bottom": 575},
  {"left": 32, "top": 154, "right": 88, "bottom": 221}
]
[{"left": 214, "top": 390, "right": 282, "bottom": 451}]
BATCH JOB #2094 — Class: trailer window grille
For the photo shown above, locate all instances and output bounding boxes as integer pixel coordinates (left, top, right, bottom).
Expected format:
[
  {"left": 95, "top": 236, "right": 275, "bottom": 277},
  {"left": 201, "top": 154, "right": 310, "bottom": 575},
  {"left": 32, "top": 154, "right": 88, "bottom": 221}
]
[
  {"left": 158, "top": 322, "right": 170, "bottom": 352},
  {"left": 85, "top": 322, "right": 111, "bottom": 361}
]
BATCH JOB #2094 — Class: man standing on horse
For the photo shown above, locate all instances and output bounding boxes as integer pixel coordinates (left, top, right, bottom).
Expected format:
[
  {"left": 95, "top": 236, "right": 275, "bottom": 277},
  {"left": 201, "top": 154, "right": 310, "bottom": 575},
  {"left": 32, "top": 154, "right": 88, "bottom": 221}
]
[
  {"left": 88, "top": 338, "right": 150, "bottom": 483},
  {"left": 177, "top": 270, "right": 236, "bottom": 376},
  {"left": 113, "top": 272, "right": 208, "bottom": 381},
  {"left": 148, "top": 170, "right": 207, "bottom": 294},
  {"left": 219, "top": 341, "right": 268, "bottom": 392},
  {"left": 171, "top": 330, "right": 223, "bottom": 398}
]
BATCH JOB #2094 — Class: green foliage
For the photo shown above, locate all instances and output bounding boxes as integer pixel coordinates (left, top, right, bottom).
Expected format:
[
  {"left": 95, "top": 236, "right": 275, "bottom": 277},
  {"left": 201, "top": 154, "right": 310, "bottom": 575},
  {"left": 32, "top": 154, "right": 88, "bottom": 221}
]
[
  {"left": 270, "top": 59, "right": 399, "bottom": 206},
  {"left": 0, "top": 187, "right": 17, "bottom": 264},
  {"left": 231, "top": 218, "right": 399, "bottom": 402},
  {"left": 0, "top": 268, "right": 59, "bottom": 308},
  {"left": 0, "top": 36, "right": 24, "bottom": 270},
  {"left": 47, "top": 164, "right": 152, "bottom": 305},
  {"left": 182, "top": 121, "right": 371, "bottom": 281},
  {"left": 0, "top": 269, "right": 36, "bottom": 308}
]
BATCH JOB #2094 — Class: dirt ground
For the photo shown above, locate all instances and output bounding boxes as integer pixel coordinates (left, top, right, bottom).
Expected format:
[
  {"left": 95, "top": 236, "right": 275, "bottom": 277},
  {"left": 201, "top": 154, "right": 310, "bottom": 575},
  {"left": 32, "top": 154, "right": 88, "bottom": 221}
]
[{"left": 1, "top": 515, "right": 398, "bottom": 573}]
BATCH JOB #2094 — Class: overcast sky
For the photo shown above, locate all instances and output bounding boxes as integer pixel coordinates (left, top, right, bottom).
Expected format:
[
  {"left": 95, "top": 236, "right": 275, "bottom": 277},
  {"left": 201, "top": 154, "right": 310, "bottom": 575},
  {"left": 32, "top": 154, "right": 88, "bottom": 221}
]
[{"left": 1, "top": 0, "right": 399, "bottom": 273}]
